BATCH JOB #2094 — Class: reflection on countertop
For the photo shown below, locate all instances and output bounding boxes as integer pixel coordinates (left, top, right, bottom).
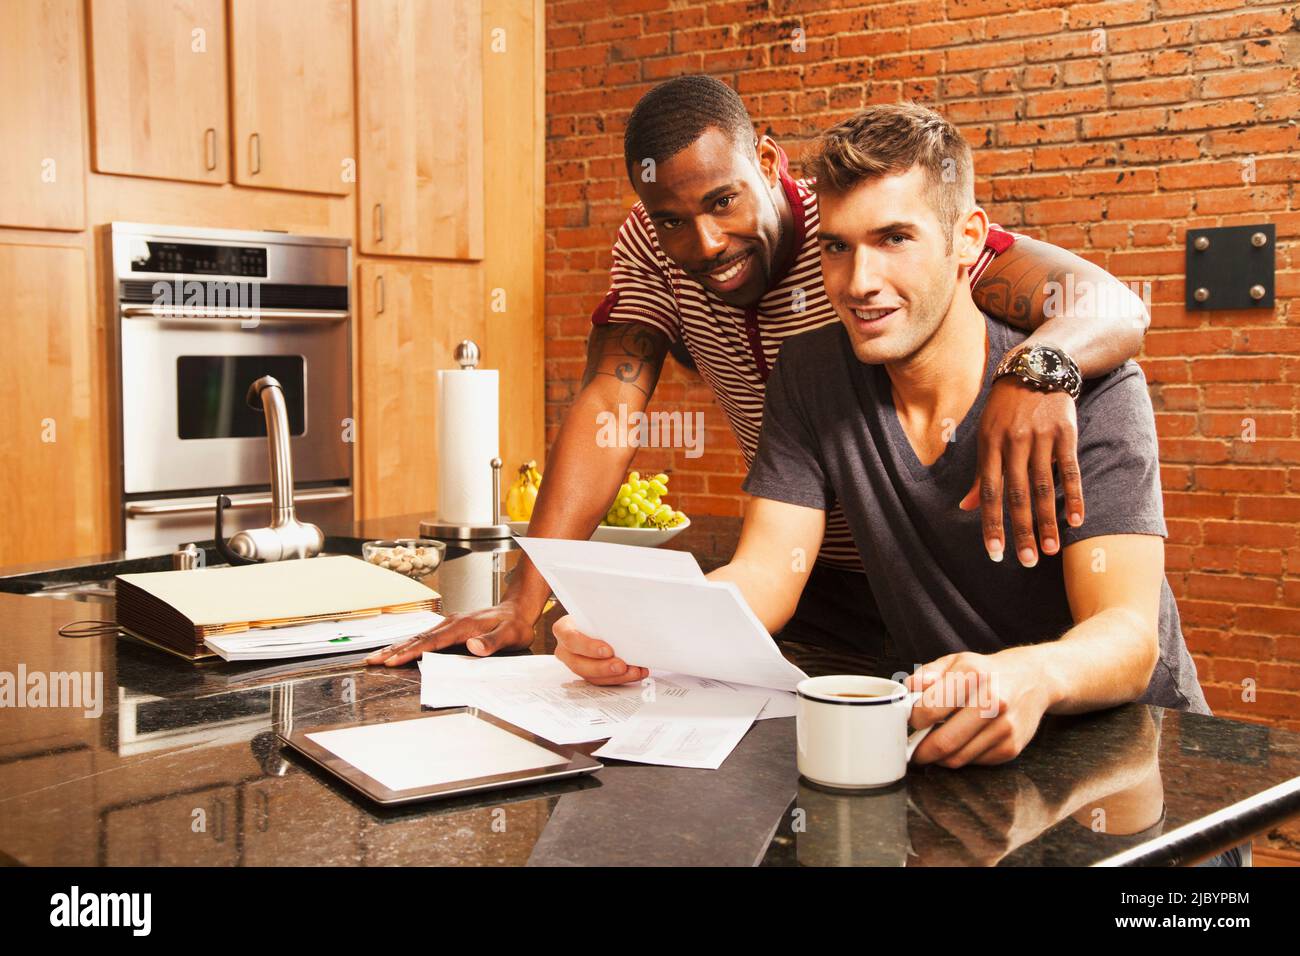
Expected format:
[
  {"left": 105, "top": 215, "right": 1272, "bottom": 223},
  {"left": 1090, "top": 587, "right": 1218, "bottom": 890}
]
[{"left": 0, "top": 515, "right": 1297, "bottom": 866}]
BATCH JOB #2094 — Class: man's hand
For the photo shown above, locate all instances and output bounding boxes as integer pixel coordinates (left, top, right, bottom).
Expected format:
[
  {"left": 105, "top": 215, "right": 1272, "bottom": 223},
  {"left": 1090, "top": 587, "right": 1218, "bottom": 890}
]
[
  {"left": 553, "top": 614, "right": 649, "bottom": 685},
  {"left": 959, "top": 376, "right": 1083, "bottom": 567},
  {"left": 364, "top": 601, "right": 536, "bottom": 667},
  {"left": 905, "top": 646, "right": 1057, "bottom": 768}
]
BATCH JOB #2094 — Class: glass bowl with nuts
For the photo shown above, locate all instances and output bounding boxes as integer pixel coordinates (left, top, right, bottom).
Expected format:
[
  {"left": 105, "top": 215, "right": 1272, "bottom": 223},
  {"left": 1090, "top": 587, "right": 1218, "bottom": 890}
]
[{"left": 361, "top": 539, "right": 447, "bottom": 579}]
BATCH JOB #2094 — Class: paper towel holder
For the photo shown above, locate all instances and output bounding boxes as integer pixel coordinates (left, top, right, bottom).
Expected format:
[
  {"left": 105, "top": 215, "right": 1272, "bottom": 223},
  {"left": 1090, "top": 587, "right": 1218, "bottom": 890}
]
[
  {"left": 420, "top": 456, "right": 513, "bottom": 541},
  {"left": 421, "top": 342, "right": 513, "bottom": 540}
]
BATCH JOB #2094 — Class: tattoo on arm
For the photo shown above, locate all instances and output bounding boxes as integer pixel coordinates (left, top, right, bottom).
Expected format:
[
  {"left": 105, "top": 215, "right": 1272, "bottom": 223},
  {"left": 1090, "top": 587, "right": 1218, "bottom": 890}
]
[
  {"left": 973, "top": 243, "right": 1072, "bottom": 333},
  {"left": 581, "top": 323, "right": 670, "bottom": 399}
]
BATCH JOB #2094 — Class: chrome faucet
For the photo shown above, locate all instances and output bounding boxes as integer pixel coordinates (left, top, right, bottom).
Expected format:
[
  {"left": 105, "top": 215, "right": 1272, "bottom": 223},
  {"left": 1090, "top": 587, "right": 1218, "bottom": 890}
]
[{"left": 214, "top": 376, "right": 325, "bottom": 564}]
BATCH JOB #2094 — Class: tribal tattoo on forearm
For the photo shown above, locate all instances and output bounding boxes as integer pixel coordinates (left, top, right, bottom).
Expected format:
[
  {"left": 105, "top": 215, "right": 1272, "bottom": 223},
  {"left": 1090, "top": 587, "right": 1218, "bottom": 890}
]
[
  {"left": 581, "top": 323, "right": 669, "bottom": 398},
  {"left": 973, "top": 260, "right": 1071, "bottom": 333}
]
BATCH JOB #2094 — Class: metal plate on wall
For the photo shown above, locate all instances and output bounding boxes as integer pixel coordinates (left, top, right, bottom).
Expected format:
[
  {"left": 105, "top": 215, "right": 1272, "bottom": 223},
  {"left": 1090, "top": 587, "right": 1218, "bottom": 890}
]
[{"left": 1185, "top": 224, "right": 1275, "bottom": 310}]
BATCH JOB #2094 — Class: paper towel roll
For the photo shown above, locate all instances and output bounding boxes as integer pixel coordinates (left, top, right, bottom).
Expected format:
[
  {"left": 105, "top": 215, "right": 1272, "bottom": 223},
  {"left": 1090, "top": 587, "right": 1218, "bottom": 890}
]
[
  {"left": 437, "top": 368, "right": 500, "bottom": 525},
  {"left": 434, "top": 548, "right": 499, "bottom": 614}
]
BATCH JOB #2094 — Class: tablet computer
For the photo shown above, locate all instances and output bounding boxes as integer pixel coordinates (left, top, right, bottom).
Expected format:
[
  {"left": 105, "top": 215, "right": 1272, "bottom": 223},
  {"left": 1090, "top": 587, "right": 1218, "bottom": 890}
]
[{"left": 279, "top": 707, "right": 602, "bottom": 806}]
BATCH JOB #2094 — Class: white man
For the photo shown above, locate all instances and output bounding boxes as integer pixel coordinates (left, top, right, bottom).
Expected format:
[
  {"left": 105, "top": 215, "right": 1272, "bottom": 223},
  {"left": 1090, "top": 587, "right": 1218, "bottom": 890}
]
[{"left": 552, "top": 103, "right": 1209, "bottom": 772}]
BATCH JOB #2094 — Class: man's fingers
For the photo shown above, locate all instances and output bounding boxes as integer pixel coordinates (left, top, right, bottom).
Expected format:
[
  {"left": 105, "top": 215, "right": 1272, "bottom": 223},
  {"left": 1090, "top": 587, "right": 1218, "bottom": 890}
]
[
  {"left": 553, "top": 616, "right": 615, "bottom": 660},
  {"left": 1056, "top": 430, "right": 1085, "bottom": 529},
  {"left": 364, "top": 616, "right": 488, "bottom": 666},
  {"left": 1030, "top": 441, "right": 1059, "bottom": 556},
  {"left": 976, "top": 445, "right": 1006, "bottom": 563},
  {"left": 465, "top": 621, "right": 520, "bottom": 657},
  {"left": 555, "top": 643, "right": 645, "bottom": 684},
  {"left": 959, "top": 477, "right": 980, "bottom": 512},
  {"left": 940, "top": 713, "right": 1014, "bottom": 769},
  {"left": 1002, "top": 435, "right": 1037, "bottom": 568},
  {"left": 911, "top": 705, "right": 990, "bottom": 766}
]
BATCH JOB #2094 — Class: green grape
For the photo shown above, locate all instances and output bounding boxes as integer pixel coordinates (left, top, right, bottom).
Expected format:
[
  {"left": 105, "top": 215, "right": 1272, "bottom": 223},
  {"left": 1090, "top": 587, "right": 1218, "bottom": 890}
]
[
  {"left": 628, "top": 471, "right": 640, "bottom": 483},
  {"left": 654, "top": 473, "right": 669, "bottom": 484}
]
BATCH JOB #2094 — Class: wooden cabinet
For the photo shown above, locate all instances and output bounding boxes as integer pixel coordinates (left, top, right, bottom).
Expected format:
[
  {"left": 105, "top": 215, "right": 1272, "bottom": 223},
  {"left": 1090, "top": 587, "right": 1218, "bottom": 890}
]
[
  {"left": 88, "top": 0, "right": 229, "bottom": 184},
  {"left": 0, "top": 0, "right": 86, "bottom": 230},
  {"left": 230, "top": 0, "right": 355, "bottom": 195},
  {"left": 357, "top": 0, "right": 484, "bottom": 259},
  {"left": 0, "top": 244, "right": 106, "bottom": 565},
  {"left": 356, "top": 260, "right": 485, "bottom": 519}
]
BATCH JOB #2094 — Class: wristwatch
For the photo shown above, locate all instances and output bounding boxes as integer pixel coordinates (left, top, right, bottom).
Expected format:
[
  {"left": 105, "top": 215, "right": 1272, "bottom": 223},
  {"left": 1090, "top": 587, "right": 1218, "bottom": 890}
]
[{"left": 994, "top": 344, "right": 1083, "bottom": 400}]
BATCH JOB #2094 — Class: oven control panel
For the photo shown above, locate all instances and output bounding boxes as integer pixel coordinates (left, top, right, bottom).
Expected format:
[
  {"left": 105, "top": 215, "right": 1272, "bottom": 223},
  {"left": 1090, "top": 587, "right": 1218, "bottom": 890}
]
[{"left": 131, "top": 241, "right": 268, "bottom": 278}]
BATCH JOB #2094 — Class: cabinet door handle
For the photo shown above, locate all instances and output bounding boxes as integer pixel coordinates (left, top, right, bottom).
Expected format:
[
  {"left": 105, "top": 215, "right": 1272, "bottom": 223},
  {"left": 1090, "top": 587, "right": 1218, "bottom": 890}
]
[
  {"left": 249, "top": 132, "right": 261, "bottom": 174},
  {"left": 374, "top": 202, "right": 384, "bottom": 243},
  {"left": 204, "top": 128, "right": 217, "bottom": 170},
  {"left": 376, "top": 274, "right": 385, "bottom": 314}
]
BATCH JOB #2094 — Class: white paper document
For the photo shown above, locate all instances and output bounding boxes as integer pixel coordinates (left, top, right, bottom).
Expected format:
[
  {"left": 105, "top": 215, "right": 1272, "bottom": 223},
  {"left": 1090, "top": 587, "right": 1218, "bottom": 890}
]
[
  {"left": 514, "top": 536, "right": 706, "bottom": 583},
  {"left": 419, "top": 653, "right": 795, "bottom": 746},
  {"left": 516, "top": 537, "right": 807, "bottom": 692},
  {"left": 205, "top": 610, "right": 443, "bottom": 661},
  {"left": 593, "top": 691, "right": 768, "bottom": 769}
]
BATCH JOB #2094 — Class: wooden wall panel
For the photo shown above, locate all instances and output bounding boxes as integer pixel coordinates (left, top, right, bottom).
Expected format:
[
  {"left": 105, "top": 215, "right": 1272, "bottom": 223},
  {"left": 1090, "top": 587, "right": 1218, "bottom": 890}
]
[
  {"left": 0, "top": 244, "right": 104, "bottom": 564},
  {"left": 0, "top": 0, "right": 86, "bottom": 231},
  {"left": 88, "top": 0, "right": 229, "bottom": 184},
  {"left": 356, "top": 260, "right": 486, "bottom": 520},
  {"left": 481, "top": 0, "right": 547, "bottom": 476},
  {"left": 356, "top": 0, "right": 484, "bottom": 259},
  {"left": 230, "top": 0, "right": 355, "bottom": 196}
]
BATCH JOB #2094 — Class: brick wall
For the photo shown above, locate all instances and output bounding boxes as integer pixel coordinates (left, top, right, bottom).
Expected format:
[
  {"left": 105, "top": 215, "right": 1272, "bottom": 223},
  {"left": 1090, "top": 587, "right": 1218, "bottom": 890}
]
[{"left": 543, "top": 1, "right": 1300, "bottom": 730}]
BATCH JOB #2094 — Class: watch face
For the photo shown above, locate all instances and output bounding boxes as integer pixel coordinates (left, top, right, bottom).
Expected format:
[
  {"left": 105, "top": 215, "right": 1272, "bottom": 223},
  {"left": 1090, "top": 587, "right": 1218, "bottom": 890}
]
[{"left": 1024, "top": 348, "right": 1064, "bottom": 381}]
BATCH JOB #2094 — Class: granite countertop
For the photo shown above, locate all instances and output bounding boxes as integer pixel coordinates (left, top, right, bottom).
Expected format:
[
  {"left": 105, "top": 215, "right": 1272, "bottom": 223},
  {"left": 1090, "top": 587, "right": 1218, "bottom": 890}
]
[{"left": 1, "top": 515, "right": 1298, "bottom": 866}]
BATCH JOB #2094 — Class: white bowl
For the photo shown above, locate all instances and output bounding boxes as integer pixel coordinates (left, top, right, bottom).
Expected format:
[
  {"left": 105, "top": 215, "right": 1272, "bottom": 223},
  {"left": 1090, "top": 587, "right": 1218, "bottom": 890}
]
[{"left": 507, "top": 515, "right": 690, "bottom": 548}]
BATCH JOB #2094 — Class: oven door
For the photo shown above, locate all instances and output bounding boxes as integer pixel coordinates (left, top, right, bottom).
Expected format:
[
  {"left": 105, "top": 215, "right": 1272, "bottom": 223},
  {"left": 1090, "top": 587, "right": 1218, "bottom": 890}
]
[{"left": 119, "top": 307, "right": 352, "bottom": 494}]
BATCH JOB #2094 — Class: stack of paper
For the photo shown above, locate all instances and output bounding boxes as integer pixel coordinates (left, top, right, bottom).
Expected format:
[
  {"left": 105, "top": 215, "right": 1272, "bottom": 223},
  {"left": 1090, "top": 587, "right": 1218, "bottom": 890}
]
[
  {"left": 418, "top": 536, "right": 808, "bottom": 770},
  {"left": 514, "top": 537, "right": 807, "bottom": 692},
  {"left": 115, "top": 555, "right": 441, "bottom": 660},
  {"left": 206, "top": 610, "right": 444, "bottom": 662},
  {"left": 419, "top": 653, "right": 793, "bottom": 770}
]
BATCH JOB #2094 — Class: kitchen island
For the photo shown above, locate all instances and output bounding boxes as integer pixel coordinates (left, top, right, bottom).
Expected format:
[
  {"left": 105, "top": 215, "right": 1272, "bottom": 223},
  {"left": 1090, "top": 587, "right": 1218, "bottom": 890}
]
[{"left": 1, "top": 516, "right": 1298, "bottom": 866}]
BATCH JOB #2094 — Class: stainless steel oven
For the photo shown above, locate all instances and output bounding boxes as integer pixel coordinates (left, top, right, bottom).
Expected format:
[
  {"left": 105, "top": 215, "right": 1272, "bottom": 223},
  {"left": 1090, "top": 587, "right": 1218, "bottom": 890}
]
[{"left": 110, "top": 223, "right": 353, "bottom": 552}]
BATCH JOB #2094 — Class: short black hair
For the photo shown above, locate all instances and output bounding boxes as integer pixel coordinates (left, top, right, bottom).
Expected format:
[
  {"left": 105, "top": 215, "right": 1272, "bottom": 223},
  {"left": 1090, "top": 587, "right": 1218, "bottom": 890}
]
[{"left": 623, "top": 75, "right": 756, "bottom": 183}]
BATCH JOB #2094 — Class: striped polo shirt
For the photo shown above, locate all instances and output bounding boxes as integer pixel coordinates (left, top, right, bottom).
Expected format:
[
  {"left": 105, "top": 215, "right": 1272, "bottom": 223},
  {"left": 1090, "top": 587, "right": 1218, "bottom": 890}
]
[{"left": 590, "top": 144, "right": 1016, "bottom": 571}]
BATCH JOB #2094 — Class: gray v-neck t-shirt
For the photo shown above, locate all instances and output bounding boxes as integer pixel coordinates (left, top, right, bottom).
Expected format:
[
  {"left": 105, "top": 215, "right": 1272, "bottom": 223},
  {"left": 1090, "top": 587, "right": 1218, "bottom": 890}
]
[{"left": 743, "top": 313, "right": 1208, "bottom": 714}]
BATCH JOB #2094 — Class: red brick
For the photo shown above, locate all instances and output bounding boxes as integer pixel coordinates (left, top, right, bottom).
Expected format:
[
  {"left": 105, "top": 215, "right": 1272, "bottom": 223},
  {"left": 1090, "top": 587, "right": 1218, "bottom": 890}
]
[
  {"left": 1167, "top": 100, "right": 1260, "bottom": 131},
  {"left": 1026, "top": 87, "right": 1108, "bottom": 117},
  {"left": 1080, "top": 108, "right": 1169, "bottom": 139},
  {"left": 1203, "top": 521, "right": 1297, "bottom": 549},
  {"left": 1187, "top": 573, "right": 1280, "bottom": 605},
  {"left": 1106, "top": 21, "right": 1195, "bottom": 54},
  {"left": 985, "top": 9, "right": 1065, "bottom": 40},
  {"left": 1189, "top": 356, "right": 1285, "bottom": 382},
  {"left": 1068, "top": 0, "right": 1154, "bottom": 29},
  {"left": 1196, "top": 467, "right": 1288, "bottom": 494},
  {"left": 1196, "top": 9, "right": 1298, "bottom": 43},
  {"left": 1112, "top": 77, "right": 1196, "bottom": 108},
  {"left": 1106, "top": 49, "right": 1195, "bottom": 81}
]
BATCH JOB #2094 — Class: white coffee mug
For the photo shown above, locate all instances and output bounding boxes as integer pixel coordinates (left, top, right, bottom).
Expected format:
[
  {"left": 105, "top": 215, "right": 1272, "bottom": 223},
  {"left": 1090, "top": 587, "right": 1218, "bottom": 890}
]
[{"left": 796, "top": 675, "right": 933, "bottom": 790}]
